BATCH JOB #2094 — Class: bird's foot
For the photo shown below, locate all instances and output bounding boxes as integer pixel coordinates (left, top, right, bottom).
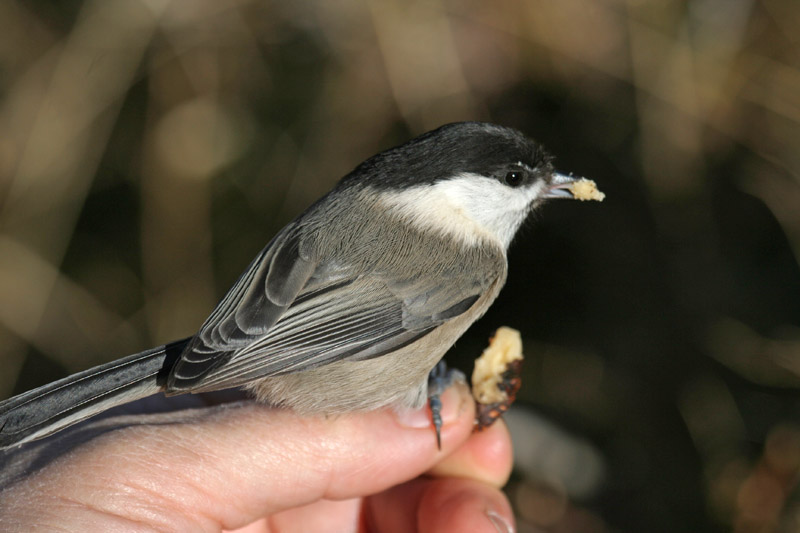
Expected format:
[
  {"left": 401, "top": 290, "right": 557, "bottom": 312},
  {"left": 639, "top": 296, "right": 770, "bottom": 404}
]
[{"left": 428, "top": 360, "right": 465, "bottom": 450}]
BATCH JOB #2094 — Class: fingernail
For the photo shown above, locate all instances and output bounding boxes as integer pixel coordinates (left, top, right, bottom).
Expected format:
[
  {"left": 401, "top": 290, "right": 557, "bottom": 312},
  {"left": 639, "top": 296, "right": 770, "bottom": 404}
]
[
  {"left": 395, "top": 383, "right": 468, "bottom": 429},
  {"left": 486, "top": 509, "right": 515, "bottom": 533}
]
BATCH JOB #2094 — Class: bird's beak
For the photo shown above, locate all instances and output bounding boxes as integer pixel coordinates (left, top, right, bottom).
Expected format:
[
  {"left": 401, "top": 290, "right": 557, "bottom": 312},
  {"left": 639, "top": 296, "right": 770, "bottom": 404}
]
[{"left": 543, "top": 172, "right": 579, "bottom": 200}]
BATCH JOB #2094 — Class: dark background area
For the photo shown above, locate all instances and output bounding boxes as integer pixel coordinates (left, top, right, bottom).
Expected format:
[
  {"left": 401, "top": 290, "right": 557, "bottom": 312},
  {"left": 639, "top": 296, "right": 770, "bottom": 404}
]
[{"left": 1, "top": 1, "right": 799, "bottom": 531}]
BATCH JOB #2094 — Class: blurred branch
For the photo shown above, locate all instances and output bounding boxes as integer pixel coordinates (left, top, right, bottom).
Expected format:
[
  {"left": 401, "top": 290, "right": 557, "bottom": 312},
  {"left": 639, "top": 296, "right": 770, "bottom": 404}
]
[
  {"left": 708, "top": 318, "right": 800, "bottom": 387},
  {"left": 0, "top": 0, "right": 163, "bottom": 369}
]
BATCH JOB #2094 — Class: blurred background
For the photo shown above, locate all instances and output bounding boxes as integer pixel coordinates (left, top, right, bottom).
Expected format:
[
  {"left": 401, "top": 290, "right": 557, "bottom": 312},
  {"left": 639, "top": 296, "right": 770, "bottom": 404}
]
[{"left": 1, "top": 0, "right": 799, "bottom": 530}]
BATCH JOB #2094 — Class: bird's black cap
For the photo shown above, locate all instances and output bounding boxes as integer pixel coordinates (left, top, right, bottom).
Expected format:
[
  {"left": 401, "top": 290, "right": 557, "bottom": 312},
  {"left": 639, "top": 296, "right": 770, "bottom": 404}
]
[{"left": 343, "top": 122, "right": 554, "bottom": 190}]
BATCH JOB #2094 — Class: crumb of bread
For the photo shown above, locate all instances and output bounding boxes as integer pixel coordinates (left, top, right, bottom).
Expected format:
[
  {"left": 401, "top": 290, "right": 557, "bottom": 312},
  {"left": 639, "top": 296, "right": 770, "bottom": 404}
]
[
  {"left": 472, "top": 326, "right": 524, "bottom": 405},
  {"left": 568, "top": 178, "right": 606, "bottom": 202}
]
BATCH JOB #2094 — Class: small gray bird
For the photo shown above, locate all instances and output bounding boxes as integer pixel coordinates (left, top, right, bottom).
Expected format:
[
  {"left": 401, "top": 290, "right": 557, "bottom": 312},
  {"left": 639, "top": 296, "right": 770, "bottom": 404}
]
[{"left": 0, "top": 121, "right": 587, "bottom": 449}]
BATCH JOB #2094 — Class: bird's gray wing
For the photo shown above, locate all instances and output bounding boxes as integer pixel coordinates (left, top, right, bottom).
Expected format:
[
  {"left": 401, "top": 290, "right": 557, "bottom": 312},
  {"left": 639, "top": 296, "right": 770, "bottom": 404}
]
[
  {"left": 167, "top": 229, "right": 491, "bottom": 393},
  {"left": 167, "top": 223, "right": 317, "bottom": 390}
]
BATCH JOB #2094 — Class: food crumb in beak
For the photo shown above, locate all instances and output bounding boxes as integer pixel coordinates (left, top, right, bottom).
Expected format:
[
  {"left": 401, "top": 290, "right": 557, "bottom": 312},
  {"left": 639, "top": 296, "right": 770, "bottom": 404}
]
[{"left": 568, "top": 178, "right": 606, "bottom": 201}]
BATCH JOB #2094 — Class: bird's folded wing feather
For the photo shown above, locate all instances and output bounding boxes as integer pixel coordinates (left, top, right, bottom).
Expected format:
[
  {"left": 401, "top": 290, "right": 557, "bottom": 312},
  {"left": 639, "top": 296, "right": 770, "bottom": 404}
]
[{"left": 167, "top": 225, "right": 487, "bottom": 393}]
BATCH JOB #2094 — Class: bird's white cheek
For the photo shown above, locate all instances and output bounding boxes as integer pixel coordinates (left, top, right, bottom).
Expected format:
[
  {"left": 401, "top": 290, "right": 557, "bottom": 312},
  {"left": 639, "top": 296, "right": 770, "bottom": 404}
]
[{"left": 377, "top": 174, "right": 543, "bottom": 249}]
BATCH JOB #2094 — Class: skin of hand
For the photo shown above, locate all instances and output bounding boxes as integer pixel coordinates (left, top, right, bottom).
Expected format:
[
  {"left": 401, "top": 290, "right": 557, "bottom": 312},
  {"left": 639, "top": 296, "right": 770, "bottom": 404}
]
[{"left": 0, "top": 382, "right": 515, "bottom": 533}]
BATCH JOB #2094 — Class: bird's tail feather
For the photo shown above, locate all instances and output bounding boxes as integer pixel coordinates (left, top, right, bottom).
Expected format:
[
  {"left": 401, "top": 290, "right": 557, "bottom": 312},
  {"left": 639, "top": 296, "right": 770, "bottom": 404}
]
[{"left": 0, "top": 339, "right": 188, "bottom": 449}]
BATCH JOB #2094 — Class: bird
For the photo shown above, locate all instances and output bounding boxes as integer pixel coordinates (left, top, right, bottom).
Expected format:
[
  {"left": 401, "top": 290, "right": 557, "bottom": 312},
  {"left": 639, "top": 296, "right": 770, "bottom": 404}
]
[{"left": 0, "top": 121, "right": 589, "bottom": 449}]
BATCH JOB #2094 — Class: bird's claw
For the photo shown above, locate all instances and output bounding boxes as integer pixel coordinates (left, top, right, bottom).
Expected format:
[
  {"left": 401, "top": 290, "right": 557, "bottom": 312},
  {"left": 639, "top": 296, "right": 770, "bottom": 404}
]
[{"left": 427, "top": 360, "right": 465, "bottom": 450}]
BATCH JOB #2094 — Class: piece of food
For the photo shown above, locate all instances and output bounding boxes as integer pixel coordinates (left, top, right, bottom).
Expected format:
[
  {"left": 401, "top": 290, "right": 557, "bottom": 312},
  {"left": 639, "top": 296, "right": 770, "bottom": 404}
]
[
  {"left": 472, "top": 326, "right": 524, "bottom": 430},
  {"left": 568, "top": 178, "right": 606, "bottom": 202}
]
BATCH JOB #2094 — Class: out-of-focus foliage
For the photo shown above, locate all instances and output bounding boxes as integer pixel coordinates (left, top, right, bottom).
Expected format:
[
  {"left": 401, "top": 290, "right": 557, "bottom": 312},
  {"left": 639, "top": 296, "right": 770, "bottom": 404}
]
[{"left": 1, "top": 1, "right": 799, "bottom": 531}]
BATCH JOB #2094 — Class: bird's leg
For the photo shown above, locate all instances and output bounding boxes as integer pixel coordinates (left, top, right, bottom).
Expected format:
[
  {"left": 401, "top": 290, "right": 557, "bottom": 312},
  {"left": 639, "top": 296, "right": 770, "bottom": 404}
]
[{"left": 427, "top": 360, "right": 465, "bottom": 449}]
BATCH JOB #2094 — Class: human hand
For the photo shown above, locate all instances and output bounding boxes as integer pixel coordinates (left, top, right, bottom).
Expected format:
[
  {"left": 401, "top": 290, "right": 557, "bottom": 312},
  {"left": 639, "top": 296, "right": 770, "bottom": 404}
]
[{"left": 0, "top": 382, "right": 514, "bottom": 532}]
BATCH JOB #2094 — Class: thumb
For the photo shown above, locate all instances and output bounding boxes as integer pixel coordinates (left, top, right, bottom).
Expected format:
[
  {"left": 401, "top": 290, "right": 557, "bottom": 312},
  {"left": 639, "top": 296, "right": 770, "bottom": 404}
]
[{"left": 0, "top": 383, "right": 475, "bottom": 531}]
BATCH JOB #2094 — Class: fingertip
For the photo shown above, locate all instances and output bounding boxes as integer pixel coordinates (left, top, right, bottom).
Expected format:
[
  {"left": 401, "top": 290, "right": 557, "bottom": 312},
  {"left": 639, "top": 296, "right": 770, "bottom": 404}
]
[
  {"left": 429, "top": 419, "right": 514, "bottom": 488},
  {"left": 366, "top": 477, "right": 515, "bottom": 533},
  {"left": 417, "top": 478, "right": 515, "bottom": 533},
  {"left": 393, "top": 381, "right": 475, "bottom": 451}
]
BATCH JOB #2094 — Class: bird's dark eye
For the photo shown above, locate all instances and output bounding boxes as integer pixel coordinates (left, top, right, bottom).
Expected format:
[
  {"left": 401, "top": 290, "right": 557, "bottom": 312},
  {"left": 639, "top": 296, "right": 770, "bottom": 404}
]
[{"left": 504, "top": 171, "right": 523, "bottom": 187}]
